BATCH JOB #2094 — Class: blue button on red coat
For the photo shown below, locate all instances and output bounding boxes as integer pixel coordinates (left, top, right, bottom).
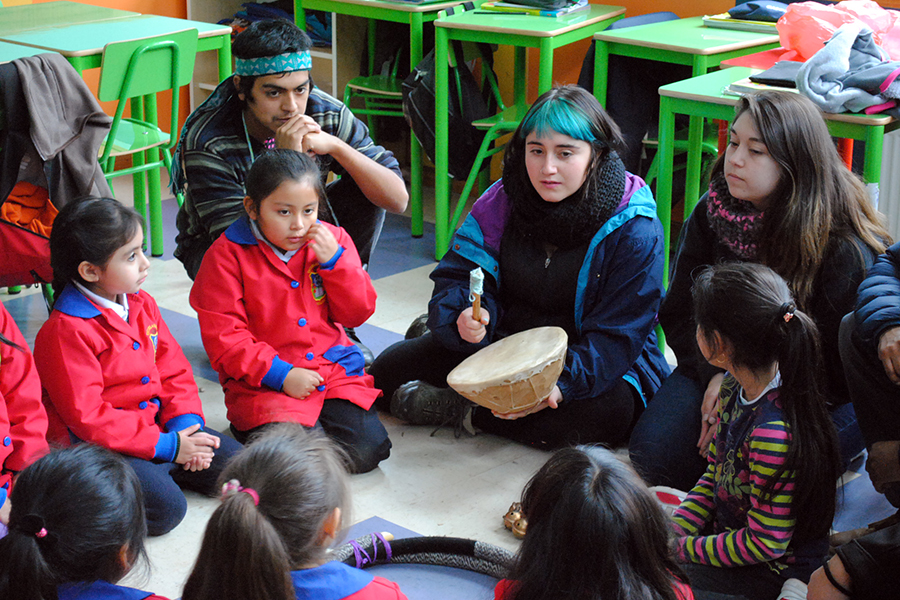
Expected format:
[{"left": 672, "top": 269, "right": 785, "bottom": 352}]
[
  {"left": 291, "top": 281, "right": 300, "bottom": 288},
  {"left": 2, "top": 436, "right": 10, "bottom": 446},
  {"left": 305, "top": 352, "right": 314, "bottom": 361},
  {"left": 139, "top": 401, "right": 148, "bottom": 410},
  {"left": 298, "top": 318, "right": 307, "bottom": 327},
  {"left": 316, "top": 384, "right": 325, "bottom": 392},
  {"left": 141, "top": 376, "right": 150, "bottom": 385},
  {"left": 133, "top": 342, "right": 140, "bottom": 350}
]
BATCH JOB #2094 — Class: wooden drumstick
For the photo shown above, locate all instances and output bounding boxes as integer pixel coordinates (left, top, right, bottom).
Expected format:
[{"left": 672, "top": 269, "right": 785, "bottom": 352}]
[{"left": 469, "top": 267, "right": 484, "bottom": 322}]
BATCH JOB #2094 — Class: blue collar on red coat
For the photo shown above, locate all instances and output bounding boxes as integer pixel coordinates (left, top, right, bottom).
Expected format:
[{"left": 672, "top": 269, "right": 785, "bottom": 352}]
[
  {"left": 53, "top": 284, "right": 103, "bottom": 318},
  {"left": 54, "top": 285, "right": 142, "bottom": 320},
  {"left": 291, "top": 562, "right": 373, "bottom": 600},
  {"left": 57, "top": 581, "right": 154, "bottom": 600},
  {"left": 223, "top": 214, "right": 258, "bottom": 246}
]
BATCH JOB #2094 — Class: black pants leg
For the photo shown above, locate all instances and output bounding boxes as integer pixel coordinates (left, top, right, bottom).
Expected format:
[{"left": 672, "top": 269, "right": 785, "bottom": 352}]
[{"left": 323, "top": 175, "right": 386, "bottom": 268}]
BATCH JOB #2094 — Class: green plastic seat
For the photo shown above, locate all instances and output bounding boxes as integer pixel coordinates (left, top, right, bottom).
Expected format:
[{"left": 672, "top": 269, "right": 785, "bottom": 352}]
[
  {"left": 97, "top": 28, "right": 198, "bottom": 257},
  {"left": 442, "top": 3, "right": 508, "bottom": 234},
  {"left": 343, "top": 21, "right": 404, "bottom": 143}
]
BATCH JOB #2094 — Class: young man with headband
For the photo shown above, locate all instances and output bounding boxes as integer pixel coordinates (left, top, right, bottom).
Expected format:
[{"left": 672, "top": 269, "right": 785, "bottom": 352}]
[{"left": 172, "top": 19, "right": 408, "bottom": 280}]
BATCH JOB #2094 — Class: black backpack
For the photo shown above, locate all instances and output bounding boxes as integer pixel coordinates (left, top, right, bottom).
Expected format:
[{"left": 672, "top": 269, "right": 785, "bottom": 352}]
[{"left": 402, "top": 23, "right": 498, "bottom": 181}]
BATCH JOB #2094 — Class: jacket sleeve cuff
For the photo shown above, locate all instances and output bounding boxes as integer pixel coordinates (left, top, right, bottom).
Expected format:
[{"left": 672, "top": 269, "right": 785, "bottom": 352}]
[
  {"left": 318, "top": 246, "right": 345, "bottom": 271},
  {"left": 165, "top": 413, "right": 205, "bottom": 433},
  {"left": 154, "top": 431, "right": 180, "bottom": 462},
  {"left": 263, "top": 356, "right": 294, "bottom": 390}
]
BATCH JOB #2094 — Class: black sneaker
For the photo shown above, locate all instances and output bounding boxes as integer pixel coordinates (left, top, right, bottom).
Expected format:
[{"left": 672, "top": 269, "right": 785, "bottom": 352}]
[
  {"left": 345, "top": 326, "right": 374, "bottom": 369},
  {"left": 391, "top": 380, "right": 475, "bottom": 437},
  {"left": 404, "top": 314, "right": 429, "bottom": 340}
]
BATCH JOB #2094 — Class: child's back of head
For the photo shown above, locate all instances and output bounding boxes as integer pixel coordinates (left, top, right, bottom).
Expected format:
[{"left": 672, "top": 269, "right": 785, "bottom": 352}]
[
  {"left": 506, "top": 446, "right": 687, "bottom": 600},
  {"left": 183, "top": 424, "right": 350, "bottom": 600},
  {"left": 0, "top": 444, "right": 147, "bottom": 600}
]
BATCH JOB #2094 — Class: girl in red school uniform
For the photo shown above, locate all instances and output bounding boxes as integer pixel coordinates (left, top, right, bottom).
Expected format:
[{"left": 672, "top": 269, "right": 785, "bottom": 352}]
[
  {"left": 182, "top": 424, "right": 406, "bottom": 600},
  {"left": 0, "top": 302, "right": 48, "bottom": 534},
  {"left": 0, "top": 444, "right": 169, "bottom": 600},
  {"left": 33, "top": 197, "right": 242, "bottom": 536},
  {"left": 190, "top": 149, "right": 390, "bottom": 473}
]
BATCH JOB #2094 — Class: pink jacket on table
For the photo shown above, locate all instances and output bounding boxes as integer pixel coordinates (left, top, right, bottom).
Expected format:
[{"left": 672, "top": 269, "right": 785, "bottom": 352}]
[
  {"left": 190, "top": 216, "right": 380, "bottom": 431},
  {"left": 0, "top": 302, "right": 48, "bottom": 496},
  {"left": 33, "top": 286, "right": 205, "bottom": 462}
]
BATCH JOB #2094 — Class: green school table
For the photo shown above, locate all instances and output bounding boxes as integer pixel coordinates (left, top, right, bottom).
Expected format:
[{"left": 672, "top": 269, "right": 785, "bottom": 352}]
[
  {"left": 591, "top": 16, "right": 780, "bottom": 107},
  {"left": 294, "top": 0, "right": 466, "bottom": 239},
  {"left": 0, "top": 14, "right": 232, "bottom": 80},
  {"left": 0, "top": 1, "right": 138, "bottom": 35},
  {"left": 655, "top": 66, "right": 898, "bottom": 284},
  {"left": 432, "top": 4, "right": 626, "bottom": 259},
  {"left": 0, "top": 40, "right": 52, "bottom": 64}
]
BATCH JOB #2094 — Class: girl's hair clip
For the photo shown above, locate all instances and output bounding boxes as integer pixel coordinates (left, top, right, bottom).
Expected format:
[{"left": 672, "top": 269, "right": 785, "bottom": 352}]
[
  {"left": 221, "top": 479, "right": 260, "bottom": 506},
  {"left": 35, "top": 528, "right": 48, "bottom": 538},
  {"left": 780, "top": 302, "right": 796, "bottom": 323}
]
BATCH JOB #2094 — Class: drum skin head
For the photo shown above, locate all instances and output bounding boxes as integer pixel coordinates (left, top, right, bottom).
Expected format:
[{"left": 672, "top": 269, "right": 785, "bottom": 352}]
[{"left": 447, "top": 326, "right": 568, "bottom": 414}]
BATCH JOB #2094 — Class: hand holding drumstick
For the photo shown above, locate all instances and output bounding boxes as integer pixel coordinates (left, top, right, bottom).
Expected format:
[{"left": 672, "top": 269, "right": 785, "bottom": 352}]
[{"left": 458, "top": 267, "right": 489, "bottom": 343}]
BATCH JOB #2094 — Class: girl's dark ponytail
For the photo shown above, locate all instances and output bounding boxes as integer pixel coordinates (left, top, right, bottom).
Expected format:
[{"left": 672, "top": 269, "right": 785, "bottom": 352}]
[
  {"left": 772, "top": 304, "right": 841, "bottom": 541},
  {"left": 0, "top": 525, "right": 56, "bottom": 600},
  {"left": 182, "top": 490, "right": 294, "bottom": 600}
]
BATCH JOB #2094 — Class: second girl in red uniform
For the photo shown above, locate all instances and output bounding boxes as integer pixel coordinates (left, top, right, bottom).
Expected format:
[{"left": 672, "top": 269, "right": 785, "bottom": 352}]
[
  {"left": 34, "top": 198, "right": 242, "bottom": 536},
  {"left": 191, "top": 150, "right": 390, "bottom": 473}
]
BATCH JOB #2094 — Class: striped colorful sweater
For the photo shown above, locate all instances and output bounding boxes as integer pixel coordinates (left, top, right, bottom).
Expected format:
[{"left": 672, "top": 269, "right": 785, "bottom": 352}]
[{"left": 671, "top": 374, "right": 803, "bottom": 574}]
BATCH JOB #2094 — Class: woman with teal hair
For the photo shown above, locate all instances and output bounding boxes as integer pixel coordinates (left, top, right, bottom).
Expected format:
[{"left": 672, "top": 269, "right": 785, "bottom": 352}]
[{"left": 370, "top": 85, "right": 669, "bottom": 448}]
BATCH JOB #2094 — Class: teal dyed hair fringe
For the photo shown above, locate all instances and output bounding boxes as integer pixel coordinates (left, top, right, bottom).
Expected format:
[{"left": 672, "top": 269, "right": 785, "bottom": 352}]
[{"left": 520, "top": 96, "right": 596, "bottom": 143}]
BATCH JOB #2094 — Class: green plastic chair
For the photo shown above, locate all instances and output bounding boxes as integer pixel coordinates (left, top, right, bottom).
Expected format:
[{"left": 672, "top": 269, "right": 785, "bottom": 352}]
[
  {"left": 343, "top": 21, "right": 404, "bottom": 143},
  {"left": 97, "top": 28, "right": 198, "bottom": 257},
  {"left": 441, "top": 3, "right": 508, "bottom": 235}
]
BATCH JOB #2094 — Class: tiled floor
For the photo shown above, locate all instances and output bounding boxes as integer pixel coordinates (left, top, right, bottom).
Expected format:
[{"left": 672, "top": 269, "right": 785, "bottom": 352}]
[{"left": 2, "top": 185, "right": 895, "bottom": 598}]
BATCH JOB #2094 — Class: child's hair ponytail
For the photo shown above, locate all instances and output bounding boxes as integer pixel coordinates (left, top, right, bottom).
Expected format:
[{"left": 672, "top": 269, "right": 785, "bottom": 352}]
[
  {"left": 49, "top": 197, "right": 144, "bottom": 296},
  {"left": 182, "top": 424, "right": 351, "bottom": 600},
  {"left": 692, "top": 262, "right": 841, "bottom": 541},
  {"left": 0, "top": 445, "right": 147, "bottom": 600},
  {"left": 182, "top": 482, "right": 294, "bottom": 600}
]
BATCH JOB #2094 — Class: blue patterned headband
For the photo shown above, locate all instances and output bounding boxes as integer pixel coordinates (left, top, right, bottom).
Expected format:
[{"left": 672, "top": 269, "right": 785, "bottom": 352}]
[{"left": 234, "top": 51, "right": 312, "bottom": 76}]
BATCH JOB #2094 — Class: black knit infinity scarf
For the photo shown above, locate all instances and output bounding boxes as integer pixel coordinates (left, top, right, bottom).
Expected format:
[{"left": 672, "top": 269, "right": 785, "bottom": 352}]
[{"left": 508, "top": 151, "right": 627, "bottom": 249}]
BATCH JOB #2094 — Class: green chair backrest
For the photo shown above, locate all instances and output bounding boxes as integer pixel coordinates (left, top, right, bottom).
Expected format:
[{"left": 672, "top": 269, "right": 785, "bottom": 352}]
[{"left": 97, "top": 28, "right": 198, "bottom": 160}]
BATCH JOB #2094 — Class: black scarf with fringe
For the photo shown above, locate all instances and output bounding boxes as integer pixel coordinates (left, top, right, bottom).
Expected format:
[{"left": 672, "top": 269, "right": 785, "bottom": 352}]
[{"left": 507, "top": 151, "right": 626, "bottom": 249}]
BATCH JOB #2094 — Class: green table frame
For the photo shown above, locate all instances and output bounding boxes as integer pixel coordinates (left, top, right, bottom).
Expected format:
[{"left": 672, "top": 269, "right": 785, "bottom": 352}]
[
  {"left": 295, "top": 0, "right": 465, "bottom": 240},
  {"left": 656, "top": 67, "right": 898, "bottom": 284},
  {"left": 433, "top": 4, "right": 625, "bottom": 259}
]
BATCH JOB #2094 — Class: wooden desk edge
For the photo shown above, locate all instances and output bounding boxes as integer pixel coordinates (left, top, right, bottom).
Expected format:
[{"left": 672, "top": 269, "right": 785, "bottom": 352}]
[
  {"left": 660, "top": 87, "right": 896, "bottom": 126},
  {"left": 436, "top": 7, "right": 624, "bottom": 38},
  {"left": 304, "top": 0, "right": 466, "bottom": 12},
  {"left": 593, "top": 31, "right": 779, "bottom": 55}
]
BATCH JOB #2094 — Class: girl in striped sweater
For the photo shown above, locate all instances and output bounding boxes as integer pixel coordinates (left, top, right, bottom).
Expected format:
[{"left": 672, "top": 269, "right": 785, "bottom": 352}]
[{"left": 670, "top": 262, "right": 841, "bottom": 600}]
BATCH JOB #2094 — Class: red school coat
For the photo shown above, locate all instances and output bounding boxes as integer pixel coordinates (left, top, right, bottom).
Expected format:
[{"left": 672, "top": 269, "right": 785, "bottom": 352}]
[
  {"left": 33, "top": 286, "right": 205, "bottom": 461},
  {"left": 190, "top": 216, "right": 380, "bottom": 431},
  {"left": 0, "top": 302, "right": 48, "bottom": 492}
]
